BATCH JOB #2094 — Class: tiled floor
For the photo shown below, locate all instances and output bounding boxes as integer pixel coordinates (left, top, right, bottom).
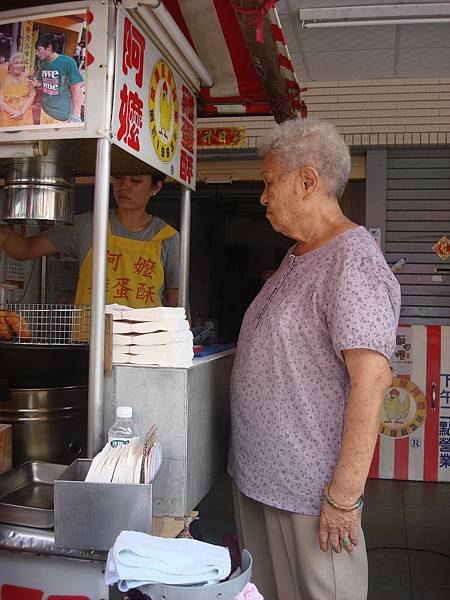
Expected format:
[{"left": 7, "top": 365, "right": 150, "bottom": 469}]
[
  {"left": 195, "top": 475, "right": 450, "bottom": 599},
  {"left": 364, "top": 478, "right": 450, "bottom": 600}
]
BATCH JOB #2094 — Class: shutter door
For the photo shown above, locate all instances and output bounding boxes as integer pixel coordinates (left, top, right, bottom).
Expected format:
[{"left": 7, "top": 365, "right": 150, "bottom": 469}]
[{"left": 387, "top": 149, "right": 450, "bottom": 325}]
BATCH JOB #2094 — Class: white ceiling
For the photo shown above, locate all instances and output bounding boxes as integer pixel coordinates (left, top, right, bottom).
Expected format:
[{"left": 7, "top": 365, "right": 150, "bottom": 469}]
[{"left": 277, "top": 0, "right": 450, "bottom": 81}]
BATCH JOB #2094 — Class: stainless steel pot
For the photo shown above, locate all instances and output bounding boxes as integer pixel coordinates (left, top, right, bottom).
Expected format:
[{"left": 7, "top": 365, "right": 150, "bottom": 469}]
[
  {"left": 3, "top": 159, "right": 73, "bottom": 187},
  {"left": 0, "top": 385, "right": 87, "bottom": 466},
  {"left": 2, "top": 183, "right": 74, "bottom": 226},
  {"left": 1, "top": 159, "right": 74, "bottom": 225}
]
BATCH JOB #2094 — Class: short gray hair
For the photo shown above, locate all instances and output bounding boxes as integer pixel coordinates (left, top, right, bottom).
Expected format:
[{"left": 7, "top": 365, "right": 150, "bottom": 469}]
[{"left": 258, "top": 117, "right": 351, "bottom": 199}]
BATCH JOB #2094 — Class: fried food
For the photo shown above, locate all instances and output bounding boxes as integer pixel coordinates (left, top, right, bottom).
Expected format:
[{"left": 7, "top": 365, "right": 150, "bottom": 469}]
[{"left": 5, "top": 310, "right": 32, "bottom": 340}]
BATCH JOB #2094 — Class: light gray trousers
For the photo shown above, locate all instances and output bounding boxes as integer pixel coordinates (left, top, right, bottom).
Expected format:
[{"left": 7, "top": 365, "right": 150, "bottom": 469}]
[{"left": 232, "top": 483, "right": 368, "bottom": 600}]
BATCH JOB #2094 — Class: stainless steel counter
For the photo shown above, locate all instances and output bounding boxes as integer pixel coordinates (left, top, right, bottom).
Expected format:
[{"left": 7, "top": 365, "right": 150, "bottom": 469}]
[
  {"left": 0, "top": 522, "right": 105, "bottom": 561},
  {"left": 103, "top": 350, "right": 235, "bottom": 517}
]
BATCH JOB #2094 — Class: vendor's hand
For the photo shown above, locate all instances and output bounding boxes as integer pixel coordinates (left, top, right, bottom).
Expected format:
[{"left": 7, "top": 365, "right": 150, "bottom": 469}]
[
  {"left": 0, "top": 224, "right": 12, "bottom": 247},
  {"left": 319, "top": 498, "right": 360, "bottom": 553},
  {"left": 10, "top": 110, "right": 23, "bottom": 119}
]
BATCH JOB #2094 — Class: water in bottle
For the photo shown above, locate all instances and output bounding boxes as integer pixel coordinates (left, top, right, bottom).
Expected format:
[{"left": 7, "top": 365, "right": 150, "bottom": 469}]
[{"left": 108, "top": 406, "right": 139, "bottom": 446}]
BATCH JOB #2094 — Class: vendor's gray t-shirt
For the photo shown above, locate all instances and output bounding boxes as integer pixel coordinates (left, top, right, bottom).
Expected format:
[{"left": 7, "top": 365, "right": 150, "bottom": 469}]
[{"left": 44, "top": 210, "right": 180, "bottom": 297}]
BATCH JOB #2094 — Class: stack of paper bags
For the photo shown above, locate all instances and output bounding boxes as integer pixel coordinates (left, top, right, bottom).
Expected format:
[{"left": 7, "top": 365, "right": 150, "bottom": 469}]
[{"left": 106, "top": 306, "right": 193, "bottom": 367}]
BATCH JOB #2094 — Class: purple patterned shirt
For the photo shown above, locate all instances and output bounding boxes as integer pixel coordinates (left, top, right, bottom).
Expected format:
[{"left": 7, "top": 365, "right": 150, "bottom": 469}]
[{"left": 228, "top": 227, "right": 401, "bottom": 515}]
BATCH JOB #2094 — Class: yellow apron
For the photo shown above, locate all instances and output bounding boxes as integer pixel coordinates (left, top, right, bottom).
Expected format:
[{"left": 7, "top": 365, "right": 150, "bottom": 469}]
[{"left": 75, "top": 220, "right": 177, "bottom": 308}]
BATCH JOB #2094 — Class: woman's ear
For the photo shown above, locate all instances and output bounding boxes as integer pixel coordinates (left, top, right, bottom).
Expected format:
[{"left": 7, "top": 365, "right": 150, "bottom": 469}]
[
  {"left": 151, "top": 180, "right": 163, "bottom": 196},
  {"left": 300, "top": 166, "right": 319, "bottom": 198}
]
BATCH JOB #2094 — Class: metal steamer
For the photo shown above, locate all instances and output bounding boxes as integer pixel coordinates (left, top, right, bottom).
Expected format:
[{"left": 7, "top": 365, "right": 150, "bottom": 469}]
[
  {"left": 1, "top": 159, "right": 74, "bottom": 226},
  {"left": 0, "top": 304, "right": 90, "bottom": 465}
]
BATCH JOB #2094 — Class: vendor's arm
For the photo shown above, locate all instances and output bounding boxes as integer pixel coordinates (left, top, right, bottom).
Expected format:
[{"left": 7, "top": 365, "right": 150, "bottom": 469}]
[
  {"left": 319, "top": 349, "right": 392, "bottom": 552},
  {"left": 166, "top": 288, "right": 179, "bottom": 307},
  {"left": 0, "top": 224, "right": 57, "bottom": 260},
  {"left": 163, "top": 229, "right": 181, "bottom": 307}
]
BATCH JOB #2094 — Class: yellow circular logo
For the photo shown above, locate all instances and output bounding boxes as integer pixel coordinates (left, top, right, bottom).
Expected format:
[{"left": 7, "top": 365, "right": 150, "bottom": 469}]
[
  {"left": 380, "top": 377, "right": 426, "bottom": 438},
  {"left": 149, "top": 59, "right": 179, "bottom": 163}
]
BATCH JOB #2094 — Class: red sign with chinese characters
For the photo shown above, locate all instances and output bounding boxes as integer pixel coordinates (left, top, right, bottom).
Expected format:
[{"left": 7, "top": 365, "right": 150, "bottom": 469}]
[{"left": 113, "top": 12, "right": 197, "bottom": 189}]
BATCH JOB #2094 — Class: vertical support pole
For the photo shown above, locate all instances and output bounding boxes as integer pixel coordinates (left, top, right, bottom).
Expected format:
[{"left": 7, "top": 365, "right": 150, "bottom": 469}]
[
  {"left": 179, "top": 185, "right": 191, "bottom": 311},
  {"left": 40, "top": 256, "right": 47, "bottom": 304},
  {"left": 88, "top": 137, "right": 111, "bottom": 457},
  {"left": 87, "top": 0, "right": 116, "bottom": 457}
]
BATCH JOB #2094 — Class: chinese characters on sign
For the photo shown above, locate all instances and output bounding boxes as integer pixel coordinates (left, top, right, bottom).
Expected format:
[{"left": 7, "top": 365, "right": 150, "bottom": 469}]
[
  {"left": 440, "top": 373, "right": 450, "bottom": 469},
  {"left": 117, "top": 17, "right": 145, "bottom": 151},
  {"left": 390, "top": 328, "right": 413, "bottom": 376},
  {"left": 113, "top": 12, "right": 197, "bottom": 189},
  {"left": 21, "top": 20, "right": 35, "bottom": 72},
  {"left": 394, "top": 333, "right": 412, "bottom": 365},
  {"left": 179, "top": 84, "right": 195, "bottom": 185},
  {"left": 197, "top": 127, "right": 246, "bottom": 147}
]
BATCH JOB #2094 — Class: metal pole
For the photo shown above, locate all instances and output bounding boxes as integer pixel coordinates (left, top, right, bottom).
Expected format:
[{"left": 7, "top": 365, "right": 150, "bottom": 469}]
[
  {"left": 40, "top": 256, "right": 47, "bottom": 304},
  {"left": 179, "top": 186, "right": 191, "bottom": 311},
  {"left": 87, "top": 0, "right": 117, "bottom": 457}
]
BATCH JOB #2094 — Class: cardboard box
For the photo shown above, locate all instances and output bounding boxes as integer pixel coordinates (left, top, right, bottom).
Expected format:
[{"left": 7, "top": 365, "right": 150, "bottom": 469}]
[{"left": 0, "top": 424, "right": 12, "bottom": 475}]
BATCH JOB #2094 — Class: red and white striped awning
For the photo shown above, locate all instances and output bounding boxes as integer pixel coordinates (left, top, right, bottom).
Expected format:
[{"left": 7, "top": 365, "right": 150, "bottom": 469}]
[{"left": 163, "top": 0, "right": 306, "bottom": 122}]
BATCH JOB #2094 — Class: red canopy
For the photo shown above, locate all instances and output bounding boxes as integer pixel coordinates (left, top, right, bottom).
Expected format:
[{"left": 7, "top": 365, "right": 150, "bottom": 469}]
[{"left": 163, "top": 0, "right": 306, "bottom": 123}]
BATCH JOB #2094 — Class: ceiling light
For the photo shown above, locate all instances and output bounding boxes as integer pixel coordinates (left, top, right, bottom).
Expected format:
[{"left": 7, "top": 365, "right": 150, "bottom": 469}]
[{"left": 299, "top": 3, "right": 450, "bottom": 28}]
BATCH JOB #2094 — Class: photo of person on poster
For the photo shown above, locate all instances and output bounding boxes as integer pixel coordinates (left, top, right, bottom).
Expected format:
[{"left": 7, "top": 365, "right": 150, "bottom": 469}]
[
  {"left": 33, "top": 32, "right": 84, "bottom": 125},
  {"left": 0, "top": 51, "right": 35, "bottom": 127}
]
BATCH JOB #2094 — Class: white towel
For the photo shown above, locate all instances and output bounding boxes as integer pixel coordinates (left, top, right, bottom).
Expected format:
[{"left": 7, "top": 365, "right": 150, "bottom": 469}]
[{"left": 105, "top": 530, "right": 231, "bottom": 591}]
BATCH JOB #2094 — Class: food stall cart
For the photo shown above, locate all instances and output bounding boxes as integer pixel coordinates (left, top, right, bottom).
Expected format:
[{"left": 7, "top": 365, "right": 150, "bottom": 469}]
[{"left": 0, "top": 0, "right": 304, "bottom": 595}]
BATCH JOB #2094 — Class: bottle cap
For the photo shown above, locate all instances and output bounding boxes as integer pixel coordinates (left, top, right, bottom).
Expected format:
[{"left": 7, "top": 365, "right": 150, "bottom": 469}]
[{"left": 116, "top": 406, "right": 132, "bottom": 419}]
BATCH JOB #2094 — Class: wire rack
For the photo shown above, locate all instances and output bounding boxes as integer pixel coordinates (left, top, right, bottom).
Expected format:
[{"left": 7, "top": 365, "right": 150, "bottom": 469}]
[{"left": 0, "top": 304, "right": 90, "bottom": 345}]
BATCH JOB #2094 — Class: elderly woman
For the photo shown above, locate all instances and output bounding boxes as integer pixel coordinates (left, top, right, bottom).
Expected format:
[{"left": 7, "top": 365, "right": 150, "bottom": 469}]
[
  {"left": 228, "top": 117, "right": 400, "bottom": 600},
  {"left": 0, "top": 52, "right": 35, "bottom": 127}
]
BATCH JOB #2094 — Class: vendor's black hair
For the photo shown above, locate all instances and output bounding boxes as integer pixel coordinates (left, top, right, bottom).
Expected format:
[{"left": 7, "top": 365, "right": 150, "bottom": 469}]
[
  {"left": 36, "top": 33, "right": 61, "bottom": 53},
  {"left": 150, "top": 170, "right": 166, "bottom": 185}
]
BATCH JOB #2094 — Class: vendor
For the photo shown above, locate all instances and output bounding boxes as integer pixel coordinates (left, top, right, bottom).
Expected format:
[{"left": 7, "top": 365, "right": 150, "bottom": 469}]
[{"left": 0, "top": 172, "right": 180, "bottom": 307}]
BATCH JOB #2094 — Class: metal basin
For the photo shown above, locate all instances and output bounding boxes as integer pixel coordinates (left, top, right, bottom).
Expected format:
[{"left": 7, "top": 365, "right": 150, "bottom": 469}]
[
  {"left": 0, "top": 461, "right": 67, "bottom": 528},
  {"left": 0, "top": 385, "right": 87, "bottom": 466}
]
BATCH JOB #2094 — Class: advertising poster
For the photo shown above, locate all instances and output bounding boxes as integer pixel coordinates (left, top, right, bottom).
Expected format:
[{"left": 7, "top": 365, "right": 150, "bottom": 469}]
[
  {"left": 112, "top": 11, "right": 197, "bottom": 190},
  {"left": 0, "top": 10, "right": 88, "bottom": 130}
]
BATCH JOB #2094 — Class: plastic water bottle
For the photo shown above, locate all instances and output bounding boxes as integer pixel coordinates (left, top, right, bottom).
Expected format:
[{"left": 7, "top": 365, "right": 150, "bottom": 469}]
[{"left": 108, "top": 406, "right": 139, "bottom": 446}]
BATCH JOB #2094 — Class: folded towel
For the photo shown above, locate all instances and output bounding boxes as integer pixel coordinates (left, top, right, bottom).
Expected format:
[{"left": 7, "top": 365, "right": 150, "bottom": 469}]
[{"left": 105, "top": 530, "right": 231, "bottom": 591}]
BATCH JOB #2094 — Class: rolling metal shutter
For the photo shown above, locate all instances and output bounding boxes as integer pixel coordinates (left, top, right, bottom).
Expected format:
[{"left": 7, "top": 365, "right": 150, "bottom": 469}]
[{"left": 386, "top": 149, "right": 450, "bottom": 325}]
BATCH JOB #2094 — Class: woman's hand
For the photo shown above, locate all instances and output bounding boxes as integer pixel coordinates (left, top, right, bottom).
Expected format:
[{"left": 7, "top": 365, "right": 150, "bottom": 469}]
[
  {"left": 10, "top": 110, "right": 23, "bottom": 119},
  {"left": 318, "top": 498, "right": 360, "bottom": 553}
]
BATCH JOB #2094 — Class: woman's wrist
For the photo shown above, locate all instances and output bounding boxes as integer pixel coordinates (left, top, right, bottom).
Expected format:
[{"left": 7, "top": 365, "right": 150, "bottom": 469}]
[{"left": 325, "top": 482, "right": 364, "bottom": 512}]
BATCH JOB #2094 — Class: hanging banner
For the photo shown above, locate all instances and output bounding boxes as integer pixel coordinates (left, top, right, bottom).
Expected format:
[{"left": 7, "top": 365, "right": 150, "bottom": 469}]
[{"left": 112, "top": 11, "right": 197, "bottom": 190}]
